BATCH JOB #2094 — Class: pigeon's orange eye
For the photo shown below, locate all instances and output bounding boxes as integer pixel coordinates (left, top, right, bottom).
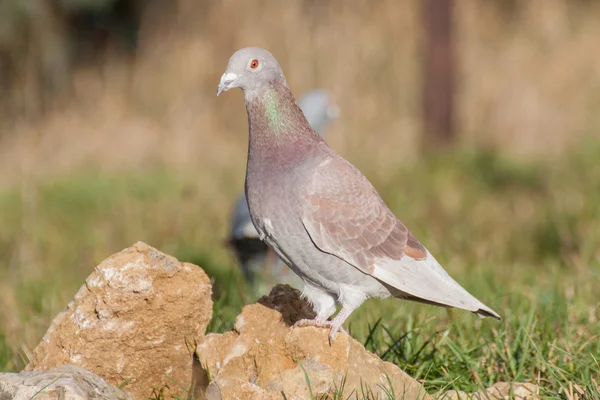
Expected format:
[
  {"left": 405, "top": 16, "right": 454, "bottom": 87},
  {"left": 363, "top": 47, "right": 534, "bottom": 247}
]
[{"left": 250, "top": 59, "right": 259, "bottom": 69}]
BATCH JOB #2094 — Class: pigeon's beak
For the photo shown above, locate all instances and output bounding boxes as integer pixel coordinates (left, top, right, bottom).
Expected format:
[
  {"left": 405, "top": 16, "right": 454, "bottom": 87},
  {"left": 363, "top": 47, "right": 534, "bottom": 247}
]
[{"left": 217, "top": 72, "right": 239, "bottom": 96}]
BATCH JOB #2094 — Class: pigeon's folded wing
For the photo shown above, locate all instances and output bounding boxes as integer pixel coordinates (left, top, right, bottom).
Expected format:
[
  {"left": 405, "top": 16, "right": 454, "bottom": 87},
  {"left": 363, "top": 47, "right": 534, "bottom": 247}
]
[
  {"left": 301, "top": 156, "right": 426, "bottom": 270},
  {"left": 301, "top": 155, "right": 500, "bottom": 318}
]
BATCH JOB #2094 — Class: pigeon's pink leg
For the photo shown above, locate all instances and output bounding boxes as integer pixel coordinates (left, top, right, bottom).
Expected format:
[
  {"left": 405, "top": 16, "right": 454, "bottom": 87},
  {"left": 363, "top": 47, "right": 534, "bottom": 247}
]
[
  {"left": 293, "top": 305, "right": 357, "bottom": 342},
  {"left": 293, "top": 318, "right": 348, "bottom": 335},
  {"left": 294, "top": 284, "right": 337, "bottom": 330},
  {"left": 325, "top": 306, "right": 355, "bottom": 341}
]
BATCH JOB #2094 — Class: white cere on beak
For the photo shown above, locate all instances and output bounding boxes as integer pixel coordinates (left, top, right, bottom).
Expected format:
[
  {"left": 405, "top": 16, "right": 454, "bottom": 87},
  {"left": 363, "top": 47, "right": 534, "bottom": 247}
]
[{"left": 217, "top": 72, "right": 239, "bottom": 96}]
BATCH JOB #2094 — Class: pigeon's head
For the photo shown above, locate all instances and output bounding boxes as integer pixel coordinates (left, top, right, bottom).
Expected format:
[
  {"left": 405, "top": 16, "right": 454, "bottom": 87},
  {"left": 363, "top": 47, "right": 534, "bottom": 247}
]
[
  {"left": 217, "top": 47, "right": 285, "bottom": 96},
  {"left": 298, "top": 90, "right": 340, "bottom": 137}
]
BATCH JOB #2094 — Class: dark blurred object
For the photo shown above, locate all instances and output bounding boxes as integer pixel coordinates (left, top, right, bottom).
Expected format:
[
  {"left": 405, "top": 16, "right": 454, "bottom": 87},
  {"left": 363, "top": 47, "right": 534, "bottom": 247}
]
[
  {"left": 65, "top": 0, "right": 143, "bottom": 60},
  {"left": 0, "top": 0, "right": 158, "bottom": 123},
  {"left": 422, "top": 0, "right": 455, "bottom": 150}
]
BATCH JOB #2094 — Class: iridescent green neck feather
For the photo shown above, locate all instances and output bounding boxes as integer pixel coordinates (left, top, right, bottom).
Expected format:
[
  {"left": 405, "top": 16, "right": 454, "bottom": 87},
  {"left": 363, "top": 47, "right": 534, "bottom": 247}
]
[
  {"left": 262, "top": 87, "right": 293, "bottom": 133},
  {"left": 245, "top": 80, "right": 321, "bottom": 155},
  {"left": 264, "top": 89, "right": 283, "bottom": 131}
]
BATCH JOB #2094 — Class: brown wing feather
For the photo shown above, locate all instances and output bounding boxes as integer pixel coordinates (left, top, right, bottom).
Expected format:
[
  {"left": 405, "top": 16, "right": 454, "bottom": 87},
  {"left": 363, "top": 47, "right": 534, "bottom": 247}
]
[
  {"left": 302, "top": 155, "right": 425, "bottom": 272},
  {"left": 406, "top": 231, "right": 427, "bottom": 260}
]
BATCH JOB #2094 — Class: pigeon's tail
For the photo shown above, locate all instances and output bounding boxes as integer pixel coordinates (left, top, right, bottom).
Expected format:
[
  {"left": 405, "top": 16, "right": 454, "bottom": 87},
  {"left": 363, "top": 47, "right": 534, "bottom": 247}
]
[{"left": 372, "top": 249, "right": 501, "bottom": 320}]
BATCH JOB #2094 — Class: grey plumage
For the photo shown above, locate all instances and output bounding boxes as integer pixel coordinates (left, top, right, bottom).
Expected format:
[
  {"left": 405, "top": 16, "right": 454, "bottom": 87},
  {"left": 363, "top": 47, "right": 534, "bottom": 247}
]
[
  {"left": 217, "top": 47, "right": 500, "bottom": 340},
  {"left": 297, "top": 90, "right": 339, "bottom": 136},
  {"left": 227, "top": 90, "right": 338, "bottom": 290}
]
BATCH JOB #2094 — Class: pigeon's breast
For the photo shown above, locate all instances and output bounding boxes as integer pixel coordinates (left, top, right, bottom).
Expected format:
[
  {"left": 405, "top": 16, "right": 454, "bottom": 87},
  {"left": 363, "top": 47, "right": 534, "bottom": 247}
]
[
  {"left": 245, "top": 162, "right": 299, "bottom": 235},
  {"left": 245, "top": 157, "right": 390, "bottom": 299},
  {"left": 244, "top": 143, "right": 309, "bottom": 221},
  {"left": 244, "top": 153, "right": 315, "bottom": 264}
]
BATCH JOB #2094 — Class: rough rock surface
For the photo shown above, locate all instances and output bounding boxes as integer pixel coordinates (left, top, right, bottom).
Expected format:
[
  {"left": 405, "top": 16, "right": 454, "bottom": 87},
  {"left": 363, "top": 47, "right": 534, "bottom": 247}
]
[
  {"left": 440, "top": 382, "right": 540, "bottom": 400},
  {"left": 0, "top": 365, "right": 133, "bottom": 400},
  {"left": 195, "top": 284, "right": 431, "bottom": 400},
  {"left": 25, "top": 242, "right": 213, "bottom": 400}
]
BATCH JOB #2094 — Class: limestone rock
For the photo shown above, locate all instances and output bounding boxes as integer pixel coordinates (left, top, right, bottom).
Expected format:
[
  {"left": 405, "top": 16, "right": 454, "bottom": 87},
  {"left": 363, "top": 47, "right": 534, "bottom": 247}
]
[
  {"left": 25, "top": 242, "right": 213, "bottom": 400},
  {"left": 440, "top": 382, "right": 540, "bottom": 400},
  {"left": 195, "top": 284, "right": 431, "bottom": 400},
  {"left": 0, "top": 364, "right": 133, "bottom": 400}
]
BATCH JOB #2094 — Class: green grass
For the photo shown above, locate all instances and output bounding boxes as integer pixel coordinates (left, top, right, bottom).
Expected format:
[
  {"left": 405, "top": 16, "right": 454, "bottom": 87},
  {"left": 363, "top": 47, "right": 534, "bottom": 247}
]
[{"left": 0, "top": 146, "right": 599, "bottom": 398}]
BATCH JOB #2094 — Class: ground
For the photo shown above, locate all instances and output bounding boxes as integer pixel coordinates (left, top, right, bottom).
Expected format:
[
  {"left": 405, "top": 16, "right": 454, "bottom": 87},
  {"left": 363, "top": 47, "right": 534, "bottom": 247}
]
[{"left": 0, "top": 147, "right": 598, "bottom": 399}]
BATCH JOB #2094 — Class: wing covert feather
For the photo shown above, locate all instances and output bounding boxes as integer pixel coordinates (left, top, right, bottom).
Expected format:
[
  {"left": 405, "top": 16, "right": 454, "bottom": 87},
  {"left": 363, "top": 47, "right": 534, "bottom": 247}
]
[{"left": 301, "top": 156, "right": 426, "bottom": 273}]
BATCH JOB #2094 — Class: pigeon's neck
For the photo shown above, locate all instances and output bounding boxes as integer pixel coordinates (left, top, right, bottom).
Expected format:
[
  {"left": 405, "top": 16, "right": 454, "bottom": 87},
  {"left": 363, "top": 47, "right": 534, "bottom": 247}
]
[{"left": 244, "top": 81, "right": 320, "bottom": 156}]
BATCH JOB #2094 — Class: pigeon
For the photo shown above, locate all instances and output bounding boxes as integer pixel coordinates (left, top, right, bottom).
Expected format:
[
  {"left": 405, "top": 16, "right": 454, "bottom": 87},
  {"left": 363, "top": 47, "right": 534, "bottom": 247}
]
[
  {"left": 227, "top": 90, "right": 339, "bottom": 291},
  {"left": 217, "top": 47, "right": 501, "bottom": 340},
  {"left": 296, "top": 90, "right": 340, "bottom": 137}
]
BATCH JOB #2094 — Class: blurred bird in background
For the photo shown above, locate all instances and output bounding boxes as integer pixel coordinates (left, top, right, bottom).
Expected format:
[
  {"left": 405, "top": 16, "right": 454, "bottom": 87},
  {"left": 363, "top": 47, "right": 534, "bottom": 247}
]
[{"left": 226, "top": 90, "right": 339, "bottom": 294}]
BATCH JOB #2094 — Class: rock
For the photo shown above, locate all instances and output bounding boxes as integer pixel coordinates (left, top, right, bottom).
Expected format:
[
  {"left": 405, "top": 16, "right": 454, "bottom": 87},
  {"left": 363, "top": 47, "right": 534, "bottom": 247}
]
[
  {"left": 25, "top": 242, "right": 213, "bottom": 400},
  {"left": 0, "top": 364, "right": 133, "bottom": 400},
  {"left": 440, "top": 382, "right": 540, "bottom": 400},
  {"left": 195, "top": 284, "right": 431, "bottom": 400}
]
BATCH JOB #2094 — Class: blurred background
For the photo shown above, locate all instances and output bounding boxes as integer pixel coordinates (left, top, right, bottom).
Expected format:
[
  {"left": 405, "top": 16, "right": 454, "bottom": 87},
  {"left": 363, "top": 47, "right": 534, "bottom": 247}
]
[{"left": 0, "top": 0, "right": 599, "bottom": 395}]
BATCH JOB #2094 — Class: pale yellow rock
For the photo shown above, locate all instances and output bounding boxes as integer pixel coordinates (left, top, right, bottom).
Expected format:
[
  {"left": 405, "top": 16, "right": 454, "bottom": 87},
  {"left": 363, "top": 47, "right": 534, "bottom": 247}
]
[
  {"left": 196, "top": 284, "right": 431, "bottom": 400},
  {"left": 439, "top": 382, "right": 540, "bottom": 400},
  {"left": 487, "top": 382, "right": 540, "bottom": 399},
  {"left": 26, "top": 242, "right": 213, "bottom": 400}
]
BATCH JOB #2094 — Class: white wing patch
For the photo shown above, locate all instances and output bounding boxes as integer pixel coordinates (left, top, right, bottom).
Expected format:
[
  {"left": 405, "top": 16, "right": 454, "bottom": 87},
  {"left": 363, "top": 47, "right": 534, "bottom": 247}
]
[
  {"left": 254, "top": 217, "right": 274, "bottom": 241},
  {"left": 318, "top": 157, "right": 333, "bottom": 168},
  {"left": 263, "top": 218, "right": 274, "bottom": 234}
]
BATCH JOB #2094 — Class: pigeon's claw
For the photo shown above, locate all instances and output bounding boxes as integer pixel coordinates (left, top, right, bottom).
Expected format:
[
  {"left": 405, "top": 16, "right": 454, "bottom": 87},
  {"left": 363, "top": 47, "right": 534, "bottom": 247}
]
[
  {"left": 328, "top": 325, "right": 341, "bottom": 343},
  {"left": 293, "top": 318, "right": 348, "bottom": 343},
  {"left": 293, "top": 317, "right": 327, "bottom": 329},
  {"left": 326, "top": 320, "right": 349, "bottom": 343}
]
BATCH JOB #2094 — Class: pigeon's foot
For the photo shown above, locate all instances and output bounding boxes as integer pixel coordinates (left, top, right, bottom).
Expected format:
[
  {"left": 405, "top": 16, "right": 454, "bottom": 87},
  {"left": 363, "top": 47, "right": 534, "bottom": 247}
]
[
  {"left": 293, "top": 317, "right": 331, "bottom": 329},
  {"left": 326, "top": 322, "right": 345, "bottom": 343},
  {"left": 325, "top": 306, "right": 355, "bottom": 343},
  {"left": 293, "top": 318, "right": 348, "bottom": 342}
]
